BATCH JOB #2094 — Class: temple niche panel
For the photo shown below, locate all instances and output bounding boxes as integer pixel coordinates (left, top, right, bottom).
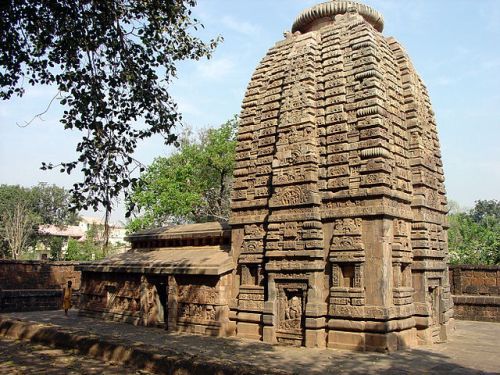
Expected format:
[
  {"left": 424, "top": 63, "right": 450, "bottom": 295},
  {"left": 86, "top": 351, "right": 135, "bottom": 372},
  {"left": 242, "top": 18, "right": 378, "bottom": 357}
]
[{"left": 230, "top": 0, "right": 453, "bottom": 351}]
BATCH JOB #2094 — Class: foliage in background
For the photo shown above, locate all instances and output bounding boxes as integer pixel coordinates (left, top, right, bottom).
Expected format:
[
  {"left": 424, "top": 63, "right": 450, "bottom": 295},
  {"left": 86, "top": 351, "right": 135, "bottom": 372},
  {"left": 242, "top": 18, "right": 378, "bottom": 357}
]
[
  {"left": 30, "top": 184, "right": 79, "bottom": 226},
  {"left": 65, "top": 224, "right": 104, "bottom": 261},
  {"left": 65, "top": 223, "right": 124, "bottom": 261},
  {"left": 1, "top": 0, "right": 220, "bottom": 241},
  {"left": 48, "top": 236, "right": 65, "bottom": 261},
  {"left": 0, "top": 183, "right": 77, "bottom": 259},
  {"left": 2, "top": 202, "right": 36, "bottom": 260},
  {"left": 127, "top": 117, "right": 237, "bottom": 232},
  {"left": 448, "top": 200, "right": 500, "bottom": 265}
]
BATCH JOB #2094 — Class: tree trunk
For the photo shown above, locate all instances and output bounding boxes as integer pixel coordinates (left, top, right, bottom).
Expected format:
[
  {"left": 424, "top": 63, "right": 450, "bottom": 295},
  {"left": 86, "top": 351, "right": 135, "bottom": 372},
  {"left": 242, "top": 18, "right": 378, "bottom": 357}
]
[
  {"left": 103, "top": 206, "right": 111, "bottom": 256},
  {"left": 3, "top": 203, "right": 33, "bottom": 260}
]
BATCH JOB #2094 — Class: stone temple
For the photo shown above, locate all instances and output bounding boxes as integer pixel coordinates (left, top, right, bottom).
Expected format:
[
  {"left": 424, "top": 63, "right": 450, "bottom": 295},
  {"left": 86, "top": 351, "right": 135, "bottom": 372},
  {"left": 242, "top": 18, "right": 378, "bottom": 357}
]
[{"left": 78, "top": 0, "right": 454, "bottom": 351}]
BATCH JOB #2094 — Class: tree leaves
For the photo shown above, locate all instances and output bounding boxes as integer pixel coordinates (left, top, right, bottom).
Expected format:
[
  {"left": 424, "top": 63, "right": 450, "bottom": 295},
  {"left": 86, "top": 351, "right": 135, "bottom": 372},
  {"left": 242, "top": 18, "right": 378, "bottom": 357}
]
[
  {"left": 2, "top": 202, "right": 34, "bottom": 260},
  {"left": 0, "top": 0, "right": 220, "bottom": 218},
  {"left": 0, "top": 183, "right": 78, "bottom": 258},
  {"left": 126, "top": 117, "right": 237, "bottom": 231},
  {"left": 448, "top": 200, "right": 500, "bottom": 265}
]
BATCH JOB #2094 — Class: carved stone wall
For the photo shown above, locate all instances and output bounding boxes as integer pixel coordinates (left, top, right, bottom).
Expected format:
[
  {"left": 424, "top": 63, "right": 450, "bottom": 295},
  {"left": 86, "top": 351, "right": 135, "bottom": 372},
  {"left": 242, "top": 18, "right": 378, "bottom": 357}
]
[
  {"left": 167, "top": 274, "right": 233, "bottom": 337},
  {"left": 230, "top": 0, "right": 453, "bottom": 352},
  {"left": 79, "top": 271, "right": 233, "bottom": 336},
  {"left": 79, "top": 272, "right": 145, "bottom": 324}
]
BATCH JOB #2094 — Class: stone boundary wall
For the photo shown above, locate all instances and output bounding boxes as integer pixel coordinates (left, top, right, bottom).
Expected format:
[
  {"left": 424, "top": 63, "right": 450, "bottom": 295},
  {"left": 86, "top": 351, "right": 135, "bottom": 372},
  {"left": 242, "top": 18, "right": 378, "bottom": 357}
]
[
  {"left": 1, "top": 260, "right": 499, "bottom": 322},
  {"left": 0, "top": 260, "right": 81, "bottom": 290},
  {"left": 450, "top": 265, "right": 500, "bottom": 322},
  {"left": 0, "top": 260, "right": 81, "bottom": 312},
  {"left": 0, "top": 289, "right": 63, "bottom": 312}
]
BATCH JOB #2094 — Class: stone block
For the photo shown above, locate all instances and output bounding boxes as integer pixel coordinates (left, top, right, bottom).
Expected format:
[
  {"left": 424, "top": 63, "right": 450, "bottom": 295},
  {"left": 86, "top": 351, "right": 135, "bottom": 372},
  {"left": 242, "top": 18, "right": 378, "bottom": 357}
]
[
  {"left": 237, "top": 322, "right": 262, "bottom": 340},
  {"left": 365, "top": 332, "right": 398, "bottom": 352},
  {"left": 328, "top": 330, "right": 365, "bottom": 351},
  {"left": 395, "top": 328, "right": 417, "bottom": 349},
  {"left": 263, "top": 326, "right": 277, "bottom": 344},
  {"left": 305, "top": 329, "right": 326, "bottom": 348}
]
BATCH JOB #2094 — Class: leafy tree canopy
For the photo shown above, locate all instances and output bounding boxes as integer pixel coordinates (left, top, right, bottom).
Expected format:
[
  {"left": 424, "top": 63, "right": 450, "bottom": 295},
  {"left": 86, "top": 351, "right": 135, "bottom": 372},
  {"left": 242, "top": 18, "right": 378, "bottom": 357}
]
[
  {"left": 0, "top": 183, "right": 78, "bottom": 258},
  {"left": 65, "top": 224, "right": 106, "bottom": 261},
  {"left": 448, "top": 199, "right": 500, "bottom": 265},
  {"left": 127, "top": 117, "right": 237, "bottom": 232},
  {"left": 0, "top": 0, "right": 219, "bottom": 218},
  {"left": 0, "top": 183, "right": 77, "bottom": 225},
  {"left": 469, "top": 199, "right": 500, "bottom": 223}
]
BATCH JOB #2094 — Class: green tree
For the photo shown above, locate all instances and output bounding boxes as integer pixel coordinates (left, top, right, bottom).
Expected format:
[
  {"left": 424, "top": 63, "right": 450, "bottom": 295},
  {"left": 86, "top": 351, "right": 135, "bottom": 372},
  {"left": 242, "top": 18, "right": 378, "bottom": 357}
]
[
  {"left": 127, "top": 117, "right": 237, "bottom": 231},
  {"left": 469, "top": 199, "right": 500, "bottom": 223},
  {"left": 448, "top": 200, "right": 500, "bottom": 265},
  {"left": 65, "top": 224, "right": 105, "bottom": 261},
  {"left": 31, "top": 184, "right": 79, "bottom": 225},
  {"left": 0, "top": 183, "right": 78, "bottom": 258},
  {"left": 1, "top": 0, "right": 220, "bottom": 236},
  {"left": 48, "top": 236, "right": 65, "bottom": 261},
  {"left": 1, "top": 202, "right": 36, "bottom": 260},
  {"left": 0, "top": 185, "right": 32, "bottom": 220}
]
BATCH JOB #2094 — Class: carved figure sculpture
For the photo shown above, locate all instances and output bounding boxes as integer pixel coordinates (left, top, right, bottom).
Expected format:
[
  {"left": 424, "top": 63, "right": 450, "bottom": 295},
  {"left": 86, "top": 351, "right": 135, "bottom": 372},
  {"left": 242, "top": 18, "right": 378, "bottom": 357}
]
[{"left": 285, "top": 296, "right": 302, "bottom": 320}]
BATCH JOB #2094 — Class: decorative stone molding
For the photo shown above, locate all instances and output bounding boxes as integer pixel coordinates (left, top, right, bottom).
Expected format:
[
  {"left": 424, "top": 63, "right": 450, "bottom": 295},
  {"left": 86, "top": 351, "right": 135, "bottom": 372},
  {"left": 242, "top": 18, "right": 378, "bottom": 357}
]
[{"left": 292, "top": 0, "right": 384, "bottom": 33}]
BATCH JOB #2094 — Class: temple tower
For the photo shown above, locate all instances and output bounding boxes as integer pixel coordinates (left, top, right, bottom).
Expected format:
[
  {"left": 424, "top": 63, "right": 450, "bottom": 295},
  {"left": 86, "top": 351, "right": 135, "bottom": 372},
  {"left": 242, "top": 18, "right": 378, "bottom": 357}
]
[{"left": 229, "top": 0, "right": 453, "bottom": 351}]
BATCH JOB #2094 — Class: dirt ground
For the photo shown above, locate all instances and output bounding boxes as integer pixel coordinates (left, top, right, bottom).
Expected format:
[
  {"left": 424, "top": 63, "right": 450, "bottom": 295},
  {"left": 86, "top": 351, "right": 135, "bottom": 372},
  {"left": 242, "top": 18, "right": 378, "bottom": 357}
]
[
  {"left": 3, "top": 310, "right": 500, "bottom": 374},
  {"left": 0, "top": 336, "right": 150, "bottom": 375}
]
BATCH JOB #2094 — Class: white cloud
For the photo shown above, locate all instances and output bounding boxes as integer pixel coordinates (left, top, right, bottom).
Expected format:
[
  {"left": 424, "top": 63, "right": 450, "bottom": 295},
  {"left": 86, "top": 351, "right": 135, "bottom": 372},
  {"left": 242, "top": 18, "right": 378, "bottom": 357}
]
[
  {"left": 435, "top": 77, "right": 455, "bottom": 87},
  {"left": 176, "top": 96, "right": 203, "bottom": 117},
  {"left": 221, "top": 15, "right": 260, "bottom": 36},
  {"left": 195, "top": 57, "right": 235, "bottom": 81}
]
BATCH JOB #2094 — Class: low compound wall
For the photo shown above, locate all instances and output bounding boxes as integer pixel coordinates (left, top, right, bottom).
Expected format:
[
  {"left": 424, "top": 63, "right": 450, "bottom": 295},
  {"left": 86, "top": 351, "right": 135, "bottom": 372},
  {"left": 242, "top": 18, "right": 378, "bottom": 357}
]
[
  {"left": 450, "top": 265, "right": 500, "bottom": 322},
  {"left": 1, "top": 261, "right": 499, "bottom": 322},
  {"left": 0, "top": 260, "right": 81, "bottom": 312},
  {"left": 0, "top": 260, "right": 81, "bottom": 290},
  {"left": 0, "top": 289, "right": 63, "bottom": 312}
]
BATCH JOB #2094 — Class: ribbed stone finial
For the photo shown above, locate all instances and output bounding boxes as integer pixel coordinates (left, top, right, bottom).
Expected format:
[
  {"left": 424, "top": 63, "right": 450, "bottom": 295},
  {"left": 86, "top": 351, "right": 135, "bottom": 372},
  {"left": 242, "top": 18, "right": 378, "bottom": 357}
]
[{"left": 291, "top": 0, "right": 384, "bottom": 33}]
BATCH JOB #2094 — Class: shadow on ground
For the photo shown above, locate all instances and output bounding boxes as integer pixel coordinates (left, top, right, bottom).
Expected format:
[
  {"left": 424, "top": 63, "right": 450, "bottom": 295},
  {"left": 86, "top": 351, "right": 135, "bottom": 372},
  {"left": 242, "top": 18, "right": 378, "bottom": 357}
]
[
  {"left": 2, "top": 311, "right": 499, "bottom": 374},
  {"left": 0, "top": 336, "right": 144, "bottom": 374}
]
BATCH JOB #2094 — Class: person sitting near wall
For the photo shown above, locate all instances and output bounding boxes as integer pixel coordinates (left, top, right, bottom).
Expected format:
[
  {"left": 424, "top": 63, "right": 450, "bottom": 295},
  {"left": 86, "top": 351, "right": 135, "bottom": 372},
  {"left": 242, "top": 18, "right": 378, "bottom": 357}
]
[{"left": 62, "top": 280, "right": 73, "bottom": 316}]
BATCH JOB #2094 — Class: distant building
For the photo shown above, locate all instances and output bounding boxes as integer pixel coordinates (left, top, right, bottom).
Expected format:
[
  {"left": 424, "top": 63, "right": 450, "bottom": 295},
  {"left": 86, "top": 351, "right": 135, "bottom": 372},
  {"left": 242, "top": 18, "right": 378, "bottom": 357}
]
[{"left": 36, "top": 216, "right": 128, "bottom": 260}]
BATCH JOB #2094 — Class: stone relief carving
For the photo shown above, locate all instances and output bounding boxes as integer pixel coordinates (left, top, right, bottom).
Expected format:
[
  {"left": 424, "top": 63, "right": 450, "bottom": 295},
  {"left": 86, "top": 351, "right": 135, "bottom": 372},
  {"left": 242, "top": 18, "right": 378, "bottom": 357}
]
[
  {"left": 330, "top": 235, "right": 363, "bottom": 250},
  {"left": 278, "top": 292, "right": 304, "bottom": 331},
  {"left": 333, "top": 218, "right": 362, "bottom": 235},
  {"left": 277, "top": 186, "right": 306, "bottom": 206},
  {"left": 177, "top": 285, "right": 218, "bottom": 305},
  {"left": 244, "top": 224, "right": 266, "bottom": 238},
  {"left": 178, "top": 303, "right": 217, "bottom": 322}
]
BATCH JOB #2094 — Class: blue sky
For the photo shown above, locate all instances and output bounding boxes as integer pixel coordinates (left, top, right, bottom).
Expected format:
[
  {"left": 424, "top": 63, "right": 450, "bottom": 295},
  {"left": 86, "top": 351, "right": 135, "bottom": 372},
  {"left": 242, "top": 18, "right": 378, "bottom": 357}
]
[{"left": 0, "top": 0, "right": 499, "bottom": 222}]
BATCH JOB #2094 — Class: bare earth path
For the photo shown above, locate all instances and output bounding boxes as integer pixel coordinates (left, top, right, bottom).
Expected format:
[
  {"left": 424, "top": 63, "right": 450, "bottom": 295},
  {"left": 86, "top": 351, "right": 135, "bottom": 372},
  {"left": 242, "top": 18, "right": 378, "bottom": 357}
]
[
  {"left": 0, "top": 336, "right": 149, "bottom": 374},
  {"left": 2, "top": 310, "right": 500, "bottom": 374}
]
